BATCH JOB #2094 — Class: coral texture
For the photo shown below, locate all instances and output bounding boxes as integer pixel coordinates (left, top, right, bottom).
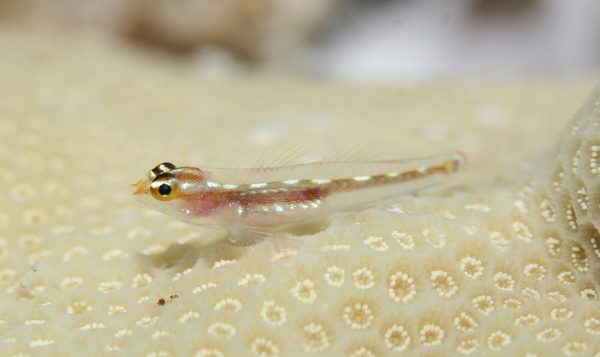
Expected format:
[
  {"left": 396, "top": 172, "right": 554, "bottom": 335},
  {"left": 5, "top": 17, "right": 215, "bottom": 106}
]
[{"left": 0, "top": 29, "right": 599, "bottom": 356}]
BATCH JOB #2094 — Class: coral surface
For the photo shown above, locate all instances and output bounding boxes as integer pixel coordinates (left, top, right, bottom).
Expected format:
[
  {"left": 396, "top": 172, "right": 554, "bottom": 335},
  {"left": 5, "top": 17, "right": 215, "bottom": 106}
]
[{"left": 0, "top": 28, "right": 598, "bottom": 356}]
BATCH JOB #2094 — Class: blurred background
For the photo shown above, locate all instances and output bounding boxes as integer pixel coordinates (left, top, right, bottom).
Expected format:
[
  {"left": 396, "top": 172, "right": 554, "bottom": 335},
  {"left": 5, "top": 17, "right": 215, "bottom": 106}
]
[{"left": 0, "top": 0, "right": 598, "bottom": 82}]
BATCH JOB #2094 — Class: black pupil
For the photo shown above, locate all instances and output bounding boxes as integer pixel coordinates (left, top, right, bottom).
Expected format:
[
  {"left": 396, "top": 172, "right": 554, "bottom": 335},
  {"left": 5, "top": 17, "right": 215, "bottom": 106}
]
[{"left": 158, "top": 183, "right": 171, "bottom": 196}]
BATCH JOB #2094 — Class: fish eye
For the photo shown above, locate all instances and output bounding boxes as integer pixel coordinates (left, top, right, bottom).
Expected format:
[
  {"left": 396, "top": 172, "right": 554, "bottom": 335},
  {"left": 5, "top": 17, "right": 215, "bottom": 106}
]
[
  {"left": 158, "top": 183, "right": 171, "bottom": 196},
  {"left": 150, "top": 173, "right": 180, "bottom": 201},
  {"left": 148, "top": 162, "right": 176, "bottom": 180}
]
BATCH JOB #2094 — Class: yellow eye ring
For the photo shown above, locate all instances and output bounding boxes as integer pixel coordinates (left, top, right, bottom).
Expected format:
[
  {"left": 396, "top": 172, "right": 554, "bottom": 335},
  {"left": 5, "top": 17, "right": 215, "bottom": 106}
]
[{"left": 150, "top": 173, "right": 181, "bottom": 201}]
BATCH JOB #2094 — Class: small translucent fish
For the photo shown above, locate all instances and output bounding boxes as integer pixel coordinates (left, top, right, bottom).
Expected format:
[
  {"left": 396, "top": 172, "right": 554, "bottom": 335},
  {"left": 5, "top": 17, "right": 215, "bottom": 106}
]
[{"left": 133, "top": 151, "right": 466, "bottom": 242}]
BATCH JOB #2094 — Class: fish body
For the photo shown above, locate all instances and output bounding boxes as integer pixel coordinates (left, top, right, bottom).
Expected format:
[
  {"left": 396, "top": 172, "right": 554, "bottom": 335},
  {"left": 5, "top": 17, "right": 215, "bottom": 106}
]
[{"left": 133, "top": 152, "right": 466, "bottom": 240}]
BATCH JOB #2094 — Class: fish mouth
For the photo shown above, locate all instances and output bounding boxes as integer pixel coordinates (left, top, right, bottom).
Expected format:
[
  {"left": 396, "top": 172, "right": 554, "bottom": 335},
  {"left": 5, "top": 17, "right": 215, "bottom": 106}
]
[{"left": 132, "top": 179, "right": 150, "bottom": 195}]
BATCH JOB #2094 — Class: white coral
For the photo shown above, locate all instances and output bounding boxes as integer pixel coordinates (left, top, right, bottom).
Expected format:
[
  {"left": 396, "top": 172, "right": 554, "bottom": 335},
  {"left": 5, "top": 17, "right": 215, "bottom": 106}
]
[{"left": 0, "top": 28, "right": 598, "bottom": 357}]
